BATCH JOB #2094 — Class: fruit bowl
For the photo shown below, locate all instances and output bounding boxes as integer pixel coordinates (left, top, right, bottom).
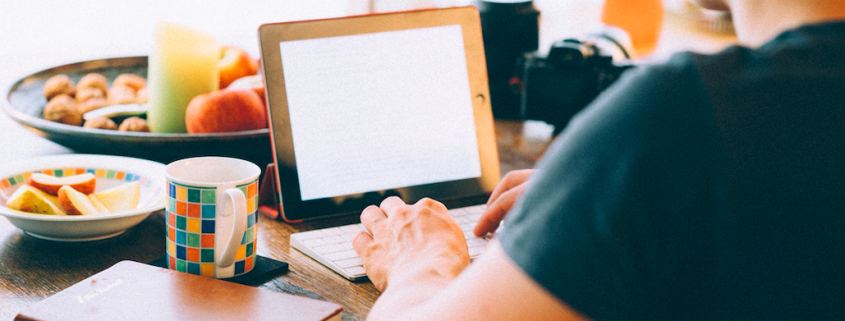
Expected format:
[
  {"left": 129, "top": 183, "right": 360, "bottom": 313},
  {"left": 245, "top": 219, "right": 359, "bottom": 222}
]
[
  {"left": 0, "top": 154, "right": 166, "bottom": 241},
  {"left": 1, "top": 56, "right": 272, "bottom": 167}
]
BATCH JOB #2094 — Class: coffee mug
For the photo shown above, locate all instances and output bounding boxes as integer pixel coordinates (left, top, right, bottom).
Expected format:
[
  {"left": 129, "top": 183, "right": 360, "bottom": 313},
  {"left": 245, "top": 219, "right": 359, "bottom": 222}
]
[{"left": 164, "top": 156, "right": 261, "bottom": 278}]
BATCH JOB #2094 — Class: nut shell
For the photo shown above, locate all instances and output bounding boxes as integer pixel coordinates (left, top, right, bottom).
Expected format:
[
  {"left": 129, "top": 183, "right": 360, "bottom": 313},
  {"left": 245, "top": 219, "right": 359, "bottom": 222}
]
[
  {"left": 118, "top": 116, "right": 150, "bottom": 132},
  {"left": 83, "top": 115, "right": 118, "bottom": 130},
  {"left": 112, "top": 74, "right": 147, "bottom": 92},
  {"left": 135, "top": 87, "right": 148, "bottom": 104},
  {"left": 76, "top": 73, "right": 108, "bottom": 93},
  {"left": 76, "top": 87, "right": 105, "bottom": 103},
  {"left": 43, "top": 94, "right": 82, "bottom": 126},
  {"left": 107, "top": 85, "right": 136, "bottom": 105},
  {"left": 43, "top": 74, "right": 76, "bottom": 100}
]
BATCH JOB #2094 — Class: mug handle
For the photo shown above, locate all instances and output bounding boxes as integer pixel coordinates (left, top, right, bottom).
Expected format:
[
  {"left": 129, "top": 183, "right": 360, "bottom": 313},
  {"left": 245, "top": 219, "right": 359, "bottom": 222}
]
[{"left": 216, "top": 188, "right": 248, "bottom": 268}]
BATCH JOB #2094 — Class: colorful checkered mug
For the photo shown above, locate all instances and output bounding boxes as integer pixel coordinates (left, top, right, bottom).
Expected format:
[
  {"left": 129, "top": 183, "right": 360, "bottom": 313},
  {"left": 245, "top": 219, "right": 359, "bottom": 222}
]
[{"left": 164, "top": 157, "right": 261, "bottom": 278}]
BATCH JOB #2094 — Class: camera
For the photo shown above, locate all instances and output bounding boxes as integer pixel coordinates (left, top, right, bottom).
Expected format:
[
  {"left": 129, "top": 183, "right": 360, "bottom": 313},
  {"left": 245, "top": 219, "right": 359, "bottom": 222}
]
[{"left": 512, "top": 27, "right": 636, "bottom": 134}]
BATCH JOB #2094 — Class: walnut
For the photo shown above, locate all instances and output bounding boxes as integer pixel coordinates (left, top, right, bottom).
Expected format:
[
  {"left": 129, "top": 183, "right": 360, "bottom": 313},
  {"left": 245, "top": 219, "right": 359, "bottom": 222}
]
[
  {"left": 76, "top": 87, "right": 105, "bottom": 103},
  {"left": 83, "top": 115, "right": 118, "bottom": 130},
  {"left": 118, "top": 116, "right": 149, "bottom": 132},
  {"left": 43, "top": 74, "right": 76, "bottom": 100},
  {"left": 107, "top": 85, "right": 136, "bottom": 105},
  {"left": 76, "top": 73, "right": 108, "bottom": 93},
  {"left": 43, "top": 94, "right": 82, "bottom": 126},
  {"left": 135, "top": 87, "right": 148, "bottom": 104},
  {"left": 112, "top": 74, "right": 147, "bottom": 92}
]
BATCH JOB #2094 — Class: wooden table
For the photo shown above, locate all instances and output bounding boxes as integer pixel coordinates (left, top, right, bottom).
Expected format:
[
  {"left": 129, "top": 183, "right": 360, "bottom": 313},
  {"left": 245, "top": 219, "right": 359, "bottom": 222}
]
[
  {"left": 0, "top": 119, "right": 552, "bottom": 321},
  {"left": 0, "top": 1, "right": 736, "bottom": 319}
]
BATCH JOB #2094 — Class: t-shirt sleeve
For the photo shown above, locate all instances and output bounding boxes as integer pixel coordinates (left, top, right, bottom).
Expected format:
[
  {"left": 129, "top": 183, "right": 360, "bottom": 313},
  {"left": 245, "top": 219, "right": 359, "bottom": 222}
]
[{"left": 498, "top": 53, "right": 721, "bottom": 320}]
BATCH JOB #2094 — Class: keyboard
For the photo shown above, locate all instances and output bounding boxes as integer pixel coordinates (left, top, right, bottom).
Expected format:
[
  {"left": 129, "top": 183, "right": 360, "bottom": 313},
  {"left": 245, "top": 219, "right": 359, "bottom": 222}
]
[{"left": 290, "top": 204, "right": 491, "bottom": 280}]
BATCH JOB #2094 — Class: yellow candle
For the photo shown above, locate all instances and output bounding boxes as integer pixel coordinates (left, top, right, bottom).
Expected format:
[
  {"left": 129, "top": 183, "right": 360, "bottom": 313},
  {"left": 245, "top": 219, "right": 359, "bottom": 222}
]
[{"left": 147, "top": 22, "right": 219, "bottom": 133}]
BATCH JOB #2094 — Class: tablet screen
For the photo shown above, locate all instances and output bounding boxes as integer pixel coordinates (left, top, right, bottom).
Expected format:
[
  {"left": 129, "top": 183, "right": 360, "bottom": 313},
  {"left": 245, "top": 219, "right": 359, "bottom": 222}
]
[{"left": 279, "top": 24, "right": 481, "bottom": 201}]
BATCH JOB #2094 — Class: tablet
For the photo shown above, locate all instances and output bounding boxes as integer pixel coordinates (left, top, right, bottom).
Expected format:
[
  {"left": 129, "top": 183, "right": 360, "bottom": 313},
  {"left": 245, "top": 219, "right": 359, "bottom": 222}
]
[{"left": 258, "top": 6, "right": 500, "bottom": 222}]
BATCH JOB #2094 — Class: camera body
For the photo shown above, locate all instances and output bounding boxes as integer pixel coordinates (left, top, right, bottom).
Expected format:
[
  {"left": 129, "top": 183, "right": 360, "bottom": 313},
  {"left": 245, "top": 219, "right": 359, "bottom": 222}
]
[{"left": 513, "top": 28, "right": 636, "bottom": 134}]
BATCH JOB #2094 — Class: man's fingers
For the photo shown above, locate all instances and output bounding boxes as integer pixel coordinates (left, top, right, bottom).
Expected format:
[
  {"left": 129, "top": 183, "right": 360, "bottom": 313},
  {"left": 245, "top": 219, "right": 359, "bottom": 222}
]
[
  {"left": 415, "top": 197, "right": 449, "bottom": 214},
  {"left": 379, "top": 196, "right": 406, "bottom": 217},
  {"left": 486, "top": 169, "right": 534, "bottom": 207},
  {"left": 474, "top": 185, "right": 525, "bottom": 236},
  {"left": 352, "top": 230, "right": 374, "bottom": 255},
  {"left": 360, "top": 204, "right": 387, "bottom": 233}
]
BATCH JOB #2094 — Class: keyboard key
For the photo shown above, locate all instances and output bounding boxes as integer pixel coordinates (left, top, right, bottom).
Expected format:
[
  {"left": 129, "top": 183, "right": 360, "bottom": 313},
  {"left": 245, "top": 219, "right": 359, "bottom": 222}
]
[
  {"left": 335, "top": 257, "right": 363, "bottom": 268},
  {"left": 340, "top": 225, "right": 364, "bottom": 234},
  {"left": 314, "top": 243, "right": 348, "bottom": 254},
  {"left": 468, "top": 246, "right": 485, "bottom": 256},
  {"left": 322, "top": 227, "right": 344, "bottom": 236},
  {"left": 345, "top": 266, "right": 366, "bottom": 276},
  {"left": 326, "top": 250, "right": 359, "bottom": 261},
  {"left": 302, "top": 238, "right": 327, "bottom": 247},
  {"left": 294, "top": 229, "right": 326, "bottom": 240},
  {"left": 467, "top": 237, "right": 488, "bottom": 247},
  {"left": 322, "top": 235, "right": 346, "bottom": 244}
]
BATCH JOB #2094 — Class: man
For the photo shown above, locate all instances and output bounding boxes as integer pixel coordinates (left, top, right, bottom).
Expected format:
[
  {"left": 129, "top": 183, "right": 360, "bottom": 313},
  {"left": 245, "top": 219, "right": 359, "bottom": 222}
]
[{"left": 352, "top": 0, "right": 845, "bottom": 319}]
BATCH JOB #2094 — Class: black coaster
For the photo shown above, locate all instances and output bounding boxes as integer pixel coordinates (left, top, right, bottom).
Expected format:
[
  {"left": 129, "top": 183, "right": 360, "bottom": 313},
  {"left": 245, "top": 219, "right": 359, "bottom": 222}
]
[{"left": 147, "top": 255, "right": 289, "bottom": 286}]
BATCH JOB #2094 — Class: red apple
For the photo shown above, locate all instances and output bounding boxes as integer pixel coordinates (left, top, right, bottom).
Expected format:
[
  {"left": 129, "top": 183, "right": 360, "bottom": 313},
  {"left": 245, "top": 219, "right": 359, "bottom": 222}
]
[
  {"left": 27, "top": 172, "right": 96, "bottom": 196},
  {"left": 185, "top": 89, "right": 267, "bottom": 134},
  {"left": 58, "top": 185, "right": 106, "bottom": 215},
  {"left": 227, "top": 75, "right": 266, "bottom": 107},
  {"left": 219, "top": 45, "right": 258, "bottom": 89}
]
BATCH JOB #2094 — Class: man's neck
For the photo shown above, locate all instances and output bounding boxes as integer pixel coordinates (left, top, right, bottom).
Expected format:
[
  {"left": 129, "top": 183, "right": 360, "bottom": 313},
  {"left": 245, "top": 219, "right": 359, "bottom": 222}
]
[{"left": 727, "top": 0, "right": 845, "bottom": 47}]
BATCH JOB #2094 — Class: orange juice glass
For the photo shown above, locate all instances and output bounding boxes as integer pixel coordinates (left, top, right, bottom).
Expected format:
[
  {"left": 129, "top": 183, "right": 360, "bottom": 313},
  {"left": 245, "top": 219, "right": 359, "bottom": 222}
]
[{"left": 601, "top": 0, "right": 665, "bottom": 57}]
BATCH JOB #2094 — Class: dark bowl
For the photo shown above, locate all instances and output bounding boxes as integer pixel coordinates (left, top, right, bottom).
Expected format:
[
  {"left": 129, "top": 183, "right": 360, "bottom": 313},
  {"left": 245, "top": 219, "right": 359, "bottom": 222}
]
[{"left": 1, "top": 56, "right": 273, "bottom": 168}]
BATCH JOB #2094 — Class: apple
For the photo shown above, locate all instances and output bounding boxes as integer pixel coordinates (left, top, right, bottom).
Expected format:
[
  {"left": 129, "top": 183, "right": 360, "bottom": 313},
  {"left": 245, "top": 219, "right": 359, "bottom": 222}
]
[
  {"left": 219, "top": 45, "right": 258, "bottom": 89},
  {"left": 185, "top": 89, "right": 267, "bottom": 133},
  {"left": 92, "top": 181, "right": 140, "bottom": 213},
  {"left": 226, "top": 75, "right": 266, "bottom": 107},
  {"left": 58, "top": 185, "right": 107, "bottom": 215},
  {"left": 89, "top": 193, "right": 109, "bottom": 214},
  {"left": 27, "top": 172, "right": 96, "bottom": 196},
  {"left": 5, "top": 185, "right": 66, "bottom": 215}
]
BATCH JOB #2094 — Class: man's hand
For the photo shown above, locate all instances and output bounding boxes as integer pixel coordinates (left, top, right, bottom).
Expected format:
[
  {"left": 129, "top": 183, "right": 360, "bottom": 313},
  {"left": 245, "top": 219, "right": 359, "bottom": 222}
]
[
  {"left": 352, "top": 196, "right": 470, "bottom": 292},
  {"left": 474, "top": 169, "right": 535, "bottom": 237}
]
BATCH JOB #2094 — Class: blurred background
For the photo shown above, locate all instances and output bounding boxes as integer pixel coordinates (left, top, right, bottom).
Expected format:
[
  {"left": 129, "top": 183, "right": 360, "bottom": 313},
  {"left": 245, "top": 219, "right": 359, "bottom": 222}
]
[
  {"left": 0, "top": 0, "right": 737, "bottom": 161},
  {"left": 0, "top": 0, "right": 736, "bottom": 75}
]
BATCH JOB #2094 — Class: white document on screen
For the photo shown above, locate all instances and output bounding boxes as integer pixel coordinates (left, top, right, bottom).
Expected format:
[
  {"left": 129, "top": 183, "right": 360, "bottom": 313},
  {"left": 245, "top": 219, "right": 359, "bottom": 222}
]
[{"left": 279, "top": 24, "right": 481, "bottom": 201}]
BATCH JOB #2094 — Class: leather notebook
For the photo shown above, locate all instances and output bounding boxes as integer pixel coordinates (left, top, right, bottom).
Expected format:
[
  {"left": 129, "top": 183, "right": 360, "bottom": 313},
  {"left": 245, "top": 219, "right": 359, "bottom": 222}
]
[{"left": 15, "top": 260, "right": 342, "bottom": 321}]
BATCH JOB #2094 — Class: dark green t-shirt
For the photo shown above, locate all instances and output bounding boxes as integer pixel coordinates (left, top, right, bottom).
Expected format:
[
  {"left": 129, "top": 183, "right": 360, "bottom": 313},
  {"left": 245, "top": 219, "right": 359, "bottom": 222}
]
[{"left": 499, "top": 21, "right": 845, "bottom": 320}]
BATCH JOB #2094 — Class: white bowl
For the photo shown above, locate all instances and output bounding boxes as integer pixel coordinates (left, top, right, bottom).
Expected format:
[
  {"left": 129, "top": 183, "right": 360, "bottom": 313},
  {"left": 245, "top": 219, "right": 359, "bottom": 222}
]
[{"left": 0, "top": 154, "right": 166, "bottom": 241}]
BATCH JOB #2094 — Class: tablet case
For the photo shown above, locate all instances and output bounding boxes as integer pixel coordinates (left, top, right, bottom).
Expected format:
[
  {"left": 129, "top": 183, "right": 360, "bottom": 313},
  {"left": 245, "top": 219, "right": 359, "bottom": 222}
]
[
  {"left": 257, "top": 163, "right": 282, "bottom": 220},
  {"left": 15, "top": 260, "right": 342, "bottom": 321},
  {"left": 258, "top": 7, "right": 500, "bottom": 223}
]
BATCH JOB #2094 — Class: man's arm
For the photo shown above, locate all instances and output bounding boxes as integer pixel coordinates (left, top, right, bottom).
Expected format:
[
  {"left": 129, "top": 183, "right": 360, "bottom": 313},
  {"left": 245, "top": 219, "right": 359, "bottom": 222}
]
[
  {"left": 368, "top": 240, "right": 589, "bottom": 321},
  {"left": 353, "top": 197, "right": 590, "bottom": 321}
]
